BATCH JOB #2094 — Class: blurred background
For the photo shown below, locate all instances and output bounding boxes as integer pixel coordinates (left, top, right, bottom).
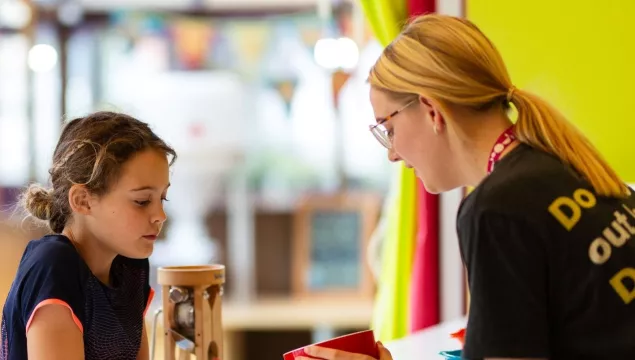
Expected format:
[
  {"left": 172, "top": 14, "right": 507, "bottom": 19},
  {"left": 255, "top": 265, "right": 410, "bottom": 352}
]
[
  {"left": 0, "top": 0, "right": 396, "bottom": 358},
  {"left": 0, "top": 0, "right": 633, "bottom": 359}
]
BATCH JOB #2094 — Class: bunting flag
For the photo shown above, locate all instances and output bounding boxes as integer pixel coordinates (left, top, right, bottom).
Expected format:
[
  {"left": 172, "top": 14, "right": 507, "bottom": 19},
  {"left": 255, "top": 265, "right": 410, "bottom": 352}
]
[
  {"left": 271, "top": 78, "right": 298, "bottom": 117},
  {"left": 331, "top": 70, "right": 352, "bottom": 110},
  {"left": 299, "top": 26, "right": 323, "bottom": 49},
  {"left": 228, "top": 22, "right": 272, "bottom": 75},
  {"left": 170, "top": 18, "right": 214, "bottom": 70}
]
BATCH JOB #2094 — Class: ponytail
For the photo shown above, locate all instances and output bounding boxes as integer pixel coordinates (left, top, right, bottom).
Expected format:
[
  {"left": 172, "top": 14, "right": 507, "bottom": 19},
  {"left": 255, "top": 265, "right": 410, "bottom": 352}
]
[
  {"left": 366, "top": 13, "right": 629, "bottom": 199},
  {"left": 510, "top": 89, "right": 629, "bottom": 198}
]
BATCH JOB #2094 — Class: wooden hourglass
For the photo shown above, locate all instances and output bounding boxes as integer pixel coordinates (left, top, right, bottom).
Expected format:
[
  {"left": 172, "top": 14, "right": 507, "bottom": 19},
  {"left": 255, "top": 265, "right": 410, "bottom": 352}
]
[{"left": 157, "top": 265, "right": 225, "bottom": 360}]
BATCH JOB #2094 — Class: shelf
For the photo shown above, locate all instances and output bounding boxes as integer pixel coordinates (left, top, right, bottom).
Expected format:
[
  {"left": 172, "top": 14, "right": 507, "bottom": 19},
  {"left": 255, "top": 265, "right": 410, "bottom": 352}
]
[
  {"left": 146, "top": 296, "right": 374, "bottom": 360},
  {"left": 222, "top": 296, "right": 374, "bottom": 331}
]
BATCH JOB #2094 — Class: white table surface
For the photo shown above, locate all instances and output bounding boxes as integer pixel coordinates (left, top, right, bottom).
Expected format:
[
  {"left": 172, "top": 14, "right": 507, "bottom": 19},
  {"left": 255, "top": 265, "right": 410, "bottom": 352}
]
[{"left": 384, "top": 317, "right": 467, "bottom": 360}]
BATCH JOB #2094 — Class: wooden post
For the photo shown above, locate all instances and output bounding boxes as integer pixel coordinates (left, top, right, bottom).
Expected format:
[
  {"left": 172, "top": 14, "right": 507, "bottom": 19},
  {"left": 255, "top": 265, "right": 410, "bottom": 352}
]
[{"left": 162, "top": 285, "right": 175, "bottom": 360}]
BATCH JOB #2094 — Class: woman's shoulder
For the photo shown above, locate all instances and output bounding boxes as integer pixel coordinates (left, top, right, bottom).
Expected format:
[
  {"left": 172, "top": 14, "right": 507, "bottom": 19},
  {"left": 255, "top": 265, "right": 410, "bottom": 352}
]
[{"left": 462, "top": 144, "right": 588, "bottom": 216}]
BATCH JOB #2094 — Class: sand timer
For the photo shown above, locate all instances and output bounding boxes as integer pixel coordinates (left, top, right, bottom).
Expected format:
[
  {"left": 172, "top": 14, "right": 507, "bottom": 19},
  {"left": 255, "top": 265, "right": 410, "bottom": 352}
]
[{"left": 153, "top": 265, "right": 225, "bottom": 360}]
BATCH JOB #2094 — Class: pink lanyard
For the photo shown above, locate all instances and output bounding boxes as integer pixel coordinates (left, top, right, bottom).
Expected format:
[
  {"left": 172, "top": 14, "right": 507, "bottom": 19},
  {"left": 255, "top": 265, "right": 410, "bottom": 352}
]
[{"left": 487, "top": 126, "right": 517, "bottom": 174}]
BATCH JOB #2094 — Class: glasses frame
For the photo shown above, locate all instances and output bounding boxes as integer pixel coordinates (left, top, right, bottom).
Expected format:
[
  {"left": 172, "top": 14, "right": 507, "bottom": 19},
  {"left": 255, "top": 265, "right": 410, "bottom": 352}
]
[{"left": 369, "top": 99, "right": 417, "bottom": 149}]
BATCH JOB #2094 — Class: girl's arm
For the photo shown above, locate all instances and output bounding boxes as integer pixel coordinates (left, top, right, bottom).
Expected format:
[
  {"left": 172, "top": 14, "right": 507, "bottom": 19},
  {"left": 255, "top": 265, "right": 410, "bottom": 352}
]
[
  {"left": 137, "top": 321, "right": 150, "bottom": 360},
  {"left": 27, "top": 304, "right": 84, "bottom": 360}
]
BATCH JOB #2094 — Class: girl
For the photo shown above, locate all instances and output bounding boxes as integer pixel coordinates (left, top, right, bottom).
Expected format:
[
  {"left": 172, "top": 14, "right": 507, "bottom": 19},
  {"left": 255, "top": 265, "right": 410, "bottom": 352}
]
[
  {"left": 1, "top": 111, "right": 176, "bottom": 360},
  {"left": 301, "top": 14, "right": 635, "bottom": 360}
]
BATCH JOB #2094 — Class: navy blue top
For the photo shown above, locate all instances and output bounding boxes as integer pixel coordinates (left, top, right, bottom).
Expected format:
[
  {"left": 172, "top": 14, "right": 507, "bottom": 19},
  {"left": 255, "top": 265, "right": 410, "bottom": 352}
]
[{"left": 1, "top": 235, "right": 153, "bottom": 360}]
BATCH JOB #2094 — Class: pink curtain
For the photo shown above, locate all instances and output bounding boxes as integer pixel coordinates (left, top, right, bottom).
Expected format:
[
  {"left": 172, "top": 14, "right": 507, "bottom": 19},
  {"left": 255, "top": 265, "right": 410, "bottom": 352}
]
[
  {"left": 408, "top": 0, "right": 436, "bottom": 17},
  {"left": 407, "top": 0, "right": 440, "bottom": 334}
]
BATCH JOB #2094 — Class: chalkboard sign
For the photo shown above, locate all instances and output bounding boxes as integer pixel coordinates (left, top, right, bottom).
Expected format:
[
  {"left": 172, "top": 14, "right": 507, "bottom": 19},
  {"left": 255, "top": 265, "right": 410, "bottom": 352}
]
[{"left": 292, "top": 192, "right": 381, "bottom": 299}]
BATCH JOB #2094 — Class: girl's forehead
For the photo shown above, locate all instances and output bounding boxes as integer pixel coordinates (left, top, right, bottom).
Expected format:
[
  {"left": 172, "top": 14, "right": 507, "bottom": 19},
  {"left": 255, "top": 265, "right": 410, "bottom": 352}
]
[{"left": 115, "top": 150, "right": 170, "bottom": 190}]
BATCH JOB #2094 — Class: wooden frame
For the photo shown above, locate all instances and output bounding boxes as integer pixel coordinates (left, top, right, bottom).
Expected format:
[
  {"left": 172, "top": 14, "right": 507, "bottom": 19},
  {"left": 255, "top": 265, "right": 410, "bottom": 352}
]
[
  {"left": 157, "top": 265, "right": 225, "bottom": 360},
  {"left": 291, "top": 192, "right": 382, "bottom": 300}
]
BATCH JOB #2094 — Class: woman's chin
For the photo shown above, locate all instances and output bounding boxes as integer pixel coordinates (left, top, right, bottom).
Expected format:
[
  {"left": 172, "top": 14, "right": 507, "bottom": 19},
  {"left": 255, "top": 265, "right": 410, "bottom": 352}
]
[
  {"left": 417, "top": 175, "right": 457, "bottom": 195},
  {"left": 422, "top": 183, "right": 442, "bottom": 195}
]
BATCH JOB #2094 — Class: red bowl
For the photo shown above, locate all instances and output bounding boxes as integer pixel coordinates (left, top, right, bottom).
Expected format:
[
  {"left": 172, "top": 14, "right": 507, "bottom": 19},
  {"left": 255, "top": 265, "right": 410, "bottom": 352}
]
[{"left": 283, "top": 330, "right": 379, "bottom": 360}]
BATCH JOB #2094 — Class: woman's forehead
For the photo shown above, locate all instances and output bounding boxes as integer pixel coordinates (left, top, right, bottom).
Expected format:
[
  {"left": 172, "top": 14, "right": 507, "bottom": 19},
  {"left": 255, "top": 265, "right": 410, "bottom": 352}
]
[
  {"left": 370, "top": 88, "right": 400, "bottom": 115},
  {"left": 369, "top": 87, "right": 389, "bottom": 103}
]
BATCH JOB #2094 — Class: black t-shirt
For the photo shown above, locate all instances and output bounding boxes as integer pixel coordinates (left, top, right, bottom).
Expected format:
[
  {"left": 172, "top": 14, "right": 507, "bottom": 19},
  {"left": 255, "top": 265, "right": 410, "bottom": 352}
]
[
  {"left": 1, "top": 235, "right": 154, "bottom": 360},
  {"left": 458, "top": 144, "right": 635, "bottom": 359}
]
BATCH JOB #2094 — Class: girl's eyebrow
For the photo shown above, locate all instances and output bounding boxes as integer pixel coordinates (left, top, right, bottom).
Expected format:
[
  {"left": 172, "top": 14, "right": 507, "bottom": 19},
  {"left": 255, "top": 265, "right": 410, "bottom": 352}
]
[{"left": 130, "top": 183, "right": 171, "bottom": 192}]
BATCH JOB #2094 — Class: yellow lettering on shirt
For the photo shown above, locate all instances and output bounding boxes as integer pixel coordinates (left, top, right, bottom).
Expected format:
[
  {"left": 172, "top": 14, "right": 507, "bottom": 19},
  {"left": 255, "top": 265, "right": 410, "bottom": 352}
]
[
  {"left": 609, "top": 268, "right": 635, "bottom": 305},
  {"left": 547, "top": 189, "right": 635, "bottom": 304}
]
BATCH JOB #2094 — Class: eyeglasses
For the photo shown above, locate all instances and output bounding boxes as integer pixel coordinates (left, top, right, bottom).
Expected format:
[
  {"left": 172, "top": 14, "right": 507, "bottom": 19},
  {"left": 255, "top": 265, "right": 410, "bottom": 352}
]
[{"left": 369, "top": 99, "right": 417, "bottom": 149}]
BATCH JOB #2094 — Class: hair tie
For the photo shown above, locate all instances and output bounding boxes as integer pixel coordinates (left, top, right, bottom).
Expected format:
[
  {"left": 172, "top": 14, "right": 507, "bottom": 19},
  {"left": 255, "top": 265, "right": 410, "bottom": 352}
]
[{"left": 506, "top": 86, "right": 516, "bottom": 102}]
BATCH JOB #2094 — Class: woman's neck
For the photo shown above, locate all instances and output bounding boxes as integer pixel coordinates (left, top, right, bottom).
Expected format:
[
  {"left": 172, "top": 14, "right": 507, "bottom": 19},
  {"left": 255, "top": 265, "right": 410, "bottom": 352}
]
[
  {"left": 450, "top": 108, "right": 518, "bottom": 187},
  {"left": 62, "top": 225, "right": 117, "bottom": 285}
]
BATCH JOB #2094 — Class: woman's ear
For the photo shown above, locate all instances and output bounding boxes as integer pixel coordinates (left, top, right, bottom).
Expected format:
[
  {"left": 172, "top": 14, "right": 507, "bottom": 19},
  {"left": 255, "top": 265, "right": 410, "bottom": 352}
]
[
  {"left": 419, "top": 95, "right": 446, "bottom": 134},
  {"left": 68, "top": 184, "right": 92, "bottom": 215}
]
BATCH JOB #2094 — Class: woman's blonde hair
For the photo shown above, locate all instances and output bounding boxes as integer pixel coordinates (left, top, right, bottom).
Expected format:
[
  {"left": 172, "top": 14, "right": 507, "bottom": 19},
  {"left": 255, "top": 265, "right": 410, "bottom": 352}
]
[{"left": 369, "top": 14, "right": 628, "bottom": 198}]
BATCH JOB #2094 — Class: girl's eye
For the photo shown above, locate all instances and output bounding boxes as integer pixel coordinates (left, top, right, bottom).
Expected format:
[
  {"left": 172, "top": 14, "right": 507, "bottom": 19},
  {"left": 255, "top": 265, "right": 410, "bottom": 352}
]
[{"left": 135, "top": 196, "right": 168, "bottom": 206}]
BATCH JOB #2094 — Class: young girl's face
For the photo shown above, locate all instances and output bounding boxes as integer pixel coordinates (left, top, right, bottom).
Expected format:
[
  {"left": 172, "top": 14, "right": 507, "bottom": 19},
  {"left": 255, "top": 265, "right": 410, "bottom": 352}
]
[{"left": 86, "top": 148, "right": 170, "bottom": 259}]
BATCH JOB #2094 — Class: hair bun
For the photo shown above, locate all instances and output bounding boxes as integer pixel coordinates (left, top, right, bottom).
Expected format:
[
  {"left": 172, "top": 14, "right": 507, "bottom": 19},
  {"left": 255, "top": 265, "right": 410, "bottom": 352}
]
[{"left": 24, "top": 184, "right": 54, "bottom": 221}]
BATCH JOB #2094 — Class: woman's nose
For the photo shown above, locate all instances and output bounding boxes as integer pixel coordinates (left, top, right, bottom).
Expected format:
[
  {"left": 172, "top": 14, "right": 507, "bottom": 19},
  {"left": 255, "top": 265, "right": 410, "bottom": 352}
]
[{"left": 388, "top": 147, "right": 402, "bottom": 163}]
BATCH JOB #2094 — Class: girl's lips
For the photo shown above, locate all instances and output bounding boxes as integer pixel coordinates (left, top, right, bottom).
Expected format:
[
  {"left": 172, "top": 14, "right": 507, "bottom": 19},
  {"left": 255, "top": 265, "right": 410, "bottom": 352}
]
[{"left": 143, "top": 235, "right": 157, "bottom": 241}]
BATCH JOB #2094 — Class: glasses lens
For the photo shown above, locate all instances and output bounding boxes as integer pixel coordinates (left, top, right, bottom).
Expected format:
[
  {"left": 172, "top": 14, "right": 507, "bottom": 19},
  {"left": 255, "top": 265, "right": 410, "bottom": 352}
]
[{"left": 371, "top": 125, "right": 391, "bottom": 149}]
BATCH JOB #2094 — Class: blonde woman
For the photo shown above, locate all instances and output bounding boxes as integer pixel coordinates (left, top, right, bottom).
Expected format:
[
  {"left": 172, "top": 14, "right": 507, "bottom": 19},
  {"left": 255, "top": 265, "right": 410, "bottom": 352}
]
[{"left": 299, "top": 14, "right": 635, "bottom": 360}]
